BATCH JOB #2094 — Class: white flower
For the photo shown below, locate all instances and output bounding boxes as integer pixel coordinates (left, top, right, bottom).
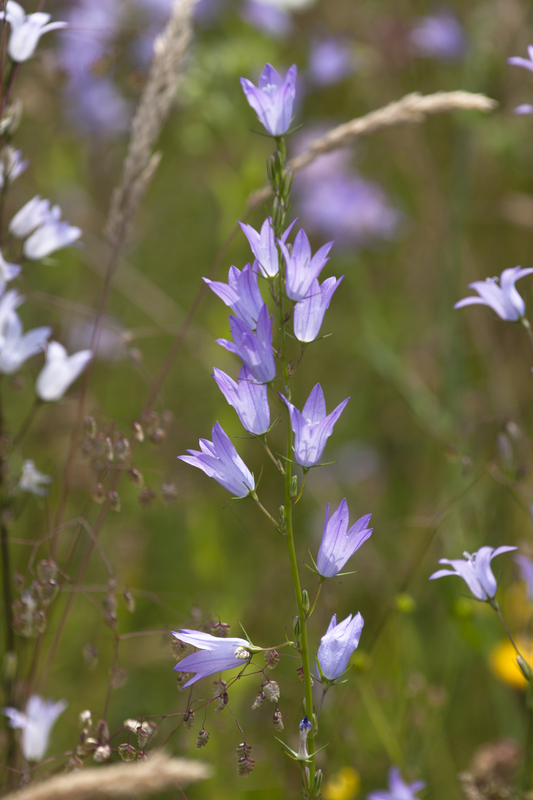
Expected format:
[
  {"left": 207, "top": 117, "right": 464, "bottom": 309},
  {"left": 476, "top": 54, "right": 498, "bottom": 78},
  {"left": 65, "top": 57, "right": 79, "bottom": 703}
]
[
  {"left": 0, "top": 250, "right": 20, "bottom": 294},
  {"left": 0, "top": 2, "right": 67, "bottom": 62},
  {"left": 10, "top": 196, "right": 51, "bottom": 238},
  {"left": 0, "top": 148, "right": 27, "bottom": 189},
  {"left": 0, "top": 291, "right": 50, "bottom": 374},
  {"left": 4, "top": 695, "right": 67, "bottom": 761},
  {"left": 36, "top": 341, "right": 92, "bottom": 402},
  {"left": 23, "top": 205, "right": 81, "bottom": 261},
  {"left": 19, "top": 460, "right": 52, "bottom": 496}
]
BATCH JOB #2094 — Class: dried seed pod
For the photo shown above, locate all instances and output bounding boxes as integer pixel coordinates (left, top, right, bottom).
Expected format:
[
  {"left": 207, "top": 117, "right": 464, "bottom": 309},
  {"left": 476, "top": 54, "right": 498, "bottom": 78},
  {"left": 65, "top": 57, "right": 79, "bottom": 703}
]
[
  {"left": 252, "top": 691, "right": 265, "bottom": 710},
  {"left": 213, "top": 679, "right": 227, "bottom": 697},
  {"left": 104, "top": 437, "right": 114, "bottom": 461},
  {"left": 161, "top": 483, "right": 178, "bottom": 504},
  {"left": 137, "top": 721, "right": 156, "bottom": 748},
  {"left": 128, "top": 468, "right": 144, "bottom": 488},
  {"left": 261, "top": 680, "right": 280, "bottom": 703},
  {"left": 273, "top": 709, "right": 284, "bottom": 731},
  {"left": 264, "top": 649, "right": 280, "bottom": 669},
  {"left": 36, "top": 580, "right": 59, "bottom": 606},
  {"left": 96, "top": 719, "right": 109, "bottom": 743},
  {"left": 210, "top": 620, "right": 230, "bottom": 638},
  {"left": 297, "top": 666, "right": 313, "bottom": 685},
  {"left": 161, "top": 409, "right": 173, "bottom": 425},
  {"left": 118, "top": 743, "right": 137, "bottom": 761},
  {"left": 64, "top": 755, "right": 84, "bottom": 772},
  {"left": 123, "top": 719, "right": 140, "bottom": 733},
  {"left": 183, "top": 710, "right": 195, "bottom": 730},
  {"left": 236, "top": 743, "right": 255, "bottom": 777},
  {"left": 215, "top": 692, "right": 228, "bottom": 712},
  {"left": 195, "top": 728, "right": 210, "bottom": 749},
  {"left": 83, "top": 416, "right": 97, "bottom": 437},
  {"left": 175, "top": 671, "right": 191, "bottom": 688}
]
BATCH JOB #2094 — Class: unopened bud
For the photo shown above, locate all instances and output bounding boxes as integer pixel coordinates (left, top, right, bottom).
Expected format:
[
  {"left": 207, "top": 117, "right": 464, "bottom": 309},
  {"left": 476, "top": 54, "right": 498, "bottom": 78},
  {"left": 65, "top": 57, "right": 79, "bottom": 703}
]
[
  {"left": 290, "top": 475, "right": 298, "bottom": 498},
  {"left": 262, "top": 680, "right": 280, "bottom": 703},
  {"left": 264, "top": 649, "right": 280, "bottom": 669},
  {"left": 517, "top": 655, "right": 533, "bottom": 682},
  {"left": 252, "top": 690, "right": 265, "bottom": 709},
  {"left": 107, "top": 490, "right": 121, "bottom": 511},
  {"left": 93, "top": 744, "right": 111, "bottom": 762},
  {"left": 279, "top": 506, "right": 286, "bottom": 533},
  {"left": 90, "top": 483, "right": 106, "bottom": 504},
  {"left": 273, "top": 708, "right": 284, "bottom": 731},
  {"left": 282, "top": 168, "right": 293, "bottom": 198},
  {"left": 312, "top": 769, "right": 323, "bottom": 794},
  {"left": 301, "top": 590, "right": 310, "bottom": 615},
  {"left": 195, "top": 728, "right": 210, "bottom": 749},
  {"left": 183, "top": 710, "right": 195, "bottom": 730},
  {"left": 132, "top": 422, "right": 144, "bottom": 442},
  {"left": 128, "top": 468, "right": 144, "bottom": 488},
  {"left": 293, "top": 615, "right": 301, "bottom": 639},
  {"left": 118, "top": 743, "right": 137, "bottom": 761},
  {"left": 36, "top": 560, "right": 57, "bottom": 582}
]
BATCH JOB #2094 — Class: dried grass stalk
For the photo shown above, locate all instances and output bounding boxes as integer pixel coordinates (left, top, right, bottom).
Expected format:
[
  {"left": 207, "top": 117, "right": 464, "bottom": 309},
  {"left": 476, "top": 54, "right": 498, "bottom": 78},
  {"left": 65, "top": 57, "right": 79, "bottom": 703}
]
[
  {"left": 105, "top": 0, "right": 197, "bottom": 248},
  {"left": 2, "top": 753, "right": 212, "bottom": 800},
  {"left": 247, "top": 90, "right": 498, "bottom": 210}
]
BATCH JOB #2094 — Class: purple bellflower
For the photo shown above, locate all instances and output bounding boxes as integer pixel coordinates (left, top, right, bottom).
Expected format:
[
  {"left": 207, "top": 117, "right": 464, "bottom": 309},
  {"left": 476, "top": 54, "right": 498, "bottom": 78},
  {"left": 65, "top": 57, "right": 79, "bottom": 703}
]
[
  {"left": 410, "top": 11, "right": 465, "bottom": 61},
  {"left": 508, "top": 45, "right": 533, "bottom": 73},
  {"left": 213, "top": 366, "right": 270, "bottom": 436},
  {"left": 282, "top": 384, "right": 349, "bottom": 468},
  {"left": 454, "top": 266, "right": 533, "bottom": 321},
  {"left": 317, "top": 613, "right": 364, "bottom": 682},
  {"left": 4, "top": 695, "right": 67, "bottom": 762},
  {"left": 514, "top": 104, "right": 533, "bottom": 115},
  {"left": 515, "top": 554, "right": 533, "bottom": 601},
  {"left": 293, "top": 275, "right": 343, "bottom": 342},
  {"left": 241, "top": 0, "right": 293, "bottom": 38},
  {"left": 217, "top": 303, "right": 276, "bottom": 383},
  {"left": 179, "top": 421, "right": 255, "bottom": 498},
  {"left": 172, "top": 629, "right": 252, "bottom": 688},
  {"left": 239, "top": 217, "right": 296, "bottom": 279},
  {"left": 429, "top": 545, "right": 517, "bottom": 601},
  {"left": 309, "top": 38, "right": 355, "bottom": 87},
  {"left": 204, "top": 263, "right": 263, "bottom": 330},
  {"left": 0, "top": 2, "right": 67, "bottom": 63},
  {"left": 367, "top": 766, "right": 426, "bottom": 800},
  {"left": 278, "top": 229, "right": 333, "bottom": 301},
  {"left": 240, "top": 63, "right": 297, "bottom": 136},
  {"left": 317, "top": 499, "right": 372, "bottom": 578}
]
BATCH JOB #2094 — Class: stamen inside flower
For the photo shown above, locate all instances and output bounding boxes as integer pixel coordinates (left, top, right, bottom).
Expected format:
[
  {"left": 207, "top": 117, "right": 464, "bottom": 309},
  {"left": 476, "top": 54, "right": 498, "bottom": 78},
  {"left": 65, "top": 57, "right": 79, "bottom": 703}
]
[{"left": 234, "top": 646, "right": 251, "bottom": 660}]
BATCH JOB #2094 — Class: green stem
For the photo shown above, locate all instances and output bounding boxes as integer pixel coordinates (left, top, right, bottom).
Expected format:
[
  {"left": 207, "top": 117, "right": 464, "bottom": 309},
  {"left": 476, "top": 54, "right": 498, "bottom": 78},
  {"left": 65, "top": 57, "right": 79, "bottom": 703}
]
[{"left": 522, "top": 317, "right": 533, "bottom": 351}]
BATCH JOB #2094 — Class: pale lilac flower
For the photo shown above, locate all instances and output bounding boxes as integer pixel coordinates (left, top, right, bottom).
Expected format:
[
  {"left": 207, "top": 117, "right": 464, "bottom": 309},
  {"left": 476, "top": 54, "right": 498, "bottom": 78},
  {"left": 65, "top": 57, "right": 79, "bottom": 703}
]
[
  {"left": 515, "top": 554, "right": 533, "bottom": 601},
  {"left": 23, "top": 205, "right": 82, "bottom": 260},
  {"left": 239, "top": 217, "right": 296, "bottom": 278},
  {"left": 0, "top": 314, "right": 51, "bottom": 375},
  {"left": 429, "top": 545, "right": 517, "bottom": 601},
  {"left": 4, "top": 695, "right": 67, "bottom": 761},
  {"left": 281, "top": 384, "right": 349, "bottom": 468},
  {"left": 0, "top": 251, "right": 20, "bottom": 294},
  {"left": 204, "top": 263, "right": 263, "bottom": 329},
  {"left": 508, "top": 45, "right": 533, "bottom": 73},
  {"left": 514, "top": 104, "right": 533, "bottom": 115},
  {"left": 240, "top": 63, "right": 297, "bottom": 136},
  {"left": 297, "top": 717, "right": 313, "bottom": 760},
  {"left": 279, "top": 229, "right": 332, "bottom": 302},
  {"left": 242, "top": 1, "right": 293, "bottom": 37},
  {"left": 367, "top": 766, "right": 426, "bottom": 800},
  {"left": 35, "top": 341, "right": 92, "bottom": 401},
  {"left": 0, "top": 2, "right": 67, "bottom": 62},
  {"left": 213, "top": 366, "right": 270, "bottom": 435},
  {"left": 454, "top": 266, "right": 533, "bottom": 321},
  {"left": 179, "top": 421, "right": 255, "bottom": 497},
  {"left": 10, "top": 196, "right": 51, "bottom": 238},
  {"left": 309, "top": 38, "right": 355, "bottom": 86},
  {"left": 317, "top": 613, "right": 364, "bottom": 681},
  {"left": 217, "top": 304, "right": 276, "bottom": 383},
  {"left": 293, "top": 276, "right": 343, "bottom": 342},
  {"left": 317, "top": 499, "right": 372, "bottom": 578},
  {"left": 410, "top": 11, "right": 466, "bottom": 61},
  {"left": 0, "top": 149, "right": 28, "bottom": 189},
  {"left": 171, "top": 629, "right": 252, "bottom": 688},
  {"left": 18, "top": 460, "right": 52, "bottom": 496}
]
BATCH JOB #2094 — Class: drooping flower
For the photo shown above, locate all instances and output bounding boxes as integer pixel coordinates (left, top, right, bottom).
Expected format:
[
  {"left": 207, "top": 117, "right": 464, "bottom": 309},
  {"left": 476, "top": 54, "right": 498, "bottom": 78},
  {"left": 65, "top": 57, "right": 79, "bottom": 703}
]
[
  {"left": 0, "top": 313, "right": 51, "bottom": 375},
  {"left": 293, "top": 276, "right": 343, "bottom": 343},
  {"left": 240, "top": 63, "right": 297, "bottom": 136},
  {"left": 317, "top": 613, "right": 364, "bottom": 682},
  {"left": 508, "top": 45, "right": 533, "bottom": 74},
  {"left": 9, "top": 196, "right": 52, "bottom": 238},
  {"left": 4, "top": 695, "right": 67, "bottom": 762},
  {"left": 213, "top": 366, "right": 270, "bottom": 435},
  {"left": 0, "top": 2, "right": 67, "bottom": 63},
  {"left": 317, "top": 499, "right": 372, "bottom": 578},
  {"left": 217, "top": 304, "right": 276, "bottom": 383},
  {"left": 35, "top": 341, "right": 92, "bottom": 401},
  {"left": 171, "top": 629, "right": 252, "bottom": 688},
  {"left": 281, "top": 384, "right": 349, "bottom": 468},
  {"left": 278, "top": 229, "right": 333, "bottom": 301},
  {"left": 204, "top": 263, "right": 263, "bottom": 329},
  {"left": 23, "top": 205, "right": 82, "bottom": 261},
  {"left": 410, "top": 11, "right": 466, "bottom": 61},
  {"left": 19, "top": 460, "right": 52, "bottom": 496},
  {"left": 0, "top": 148, "right": 27, "bottom": 189},
  {"left": 429, "top": 546, "right": 517, "bottom": 601},
  {"left": 239, "top": 217, "right": 296, "bottom": 279},
  {"left": 454, "top": 266, "right": 533, "bottom": 321},
  {"left": 367, "top": 766, "right": 426, "bottom": 800},
  {"left": 179, "top": 421, "right": 255, "bottom": 497},
  {"left": 0, "top": 251, "right": 21, "bottom": 294},
  {"left": 515, "top": 554, "right": 533, "bottom": 601}
]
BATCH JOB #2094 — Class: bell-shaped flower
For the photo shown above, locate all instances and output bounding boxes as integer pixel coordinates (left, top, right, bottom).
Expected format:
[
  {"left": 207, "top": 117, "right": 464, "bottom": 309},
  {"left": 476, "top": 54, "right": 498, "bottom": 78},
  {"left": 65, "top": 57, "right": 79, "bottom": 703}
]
[
  {"left": 172, "top": 629, "right": 252, "bottom": 688},
  {"left": 18, "top": 460, "right": 52, "bottom": 496},
  {"left": 239, "top": 217, "right": 296, "bottom": 278},
  {"left": 454, "top": 266, "right": 533, "bottom": 321},
  {"left": 9, "top": 195, "right": 51, "bottom": 238},
  {"left": 204, "top": 263, "right": 263, "bottom": 330},
  {"left": 293, "top": 275, "right": 343, "bottom": 343},
  {"left": 4, "top": 694, "right": 67, "bottom": 762},
  {"left": 217, "top": 303, "right": 276, "bottom": 383},
  {"left": 179, "top": 421, "right": 255, "bottom": 498},
  {"left": 367, "top": 767, "right": 426, "bottom": 800},
  {"left": 35, "top": 341, "right": 92, "bottom": 401},
  {"left": 508, "top": 45, "right": 533, "bottom": 74},
  {"left": 429, "top": 545, "right": 517, "bottom": 601},
  {"left": 515, "top": 554, "right": 533, "bottom": 601},
  {"left": 0, "top": 250, "right": 21, "bottom": 294},
  {"left": 317, "top": 613, "right": 364, "bottom": 682},
  {"left": 0, "top": 2, "right": 67, "bottom": 62},
  {"left": 23, "top": 205, "right": 81, "bottom": 261},
  {"left": 240, "top": 63, "right": 297, "bottom": 136},
  {"left": 0, "top": 148, "right": 27, "bottom": 189},
  {"left": 278, "top": 229, "right": 333, "bottom": 301},
  {"left": 317, "top": 499, "right": 372, "bottom": 578},
  {"left": 281, "top": 384, "right": 349, "bottom": 468},
  {"left": 0, "top": 313, "right": 51, "bottom": 375},
  {"left": 213, "top": 366, "right": 270, "bottom": 435}
]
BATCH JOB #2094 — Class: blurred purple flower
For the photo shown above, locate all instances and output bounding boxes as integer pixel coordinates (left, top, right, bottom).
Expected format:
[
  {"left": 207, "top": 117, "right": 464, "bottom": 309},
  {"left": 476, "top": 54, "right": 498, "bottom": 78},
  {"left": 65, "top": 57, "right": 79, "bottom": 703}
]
[
  {"left": 4, "top": 695, "right": 67, "bottom": 762},
  {"left": 172, "top": 629, "right": 252, "bottom": 688},
  {"left": 10, "top": 196, "right": 51, "bottom": 238},
  {"left": 240, "top": 63, "right": 297, "bottom": 136},
  {"left": 367, "top": 767, "right": 425, "bottom": 800},
  {"left": 213, "top": 366, "right": 270, "bottom": 435},
  {"left": 317, "top": 613, "right": 364, "bottom": 681},
  {"left": 0, "top": 251, "right": 21, "bottom": 295},
  {"left": 239, "top": 217, "right": 296, "bottom": 279},
  {"left": 204, "top": 263, "right": 263, "bottom": 330},
  {"left": 515, "top": 554, "right": 533, "bottom": 601},
  {"left": 317, "top": 499, "right": 372, "bottom": 578},
  {"left": 410, "top": 10, "right": 466, "bottom": 61},
  {"left": 179, "top": 421, "right": 255, "bottom": 497},
  {"left": 514, "top": 104, "right": 533, "bottom": 115},
  {"left": 454, "top": 266, "right": 533, "bottom": 321},
  {"left": 242, "top": 0, "right": 293, "bottom": 37},
  {"left": 217, "top": 304, "right": 276, "bottom": 383},
  {"left": 0, "top": 2, "right": 67, "bottom": 63},
  {"left": 309, "top": 38, "right": 354, "bottom": 86},
  {"left": 508, "top": 45, "right": 533, "bottom": 73},
  {"left": 278, "top": 229, "right": 332, "bottom": 302},
  {"left": 281, "top": 383, "right": 349, "bottom": 468},
  {"left": 429, "top": 546, "right": 517, "bottom": 601},
  {"left": 293, "top": 275, "right": 343, "bottom": 342}
]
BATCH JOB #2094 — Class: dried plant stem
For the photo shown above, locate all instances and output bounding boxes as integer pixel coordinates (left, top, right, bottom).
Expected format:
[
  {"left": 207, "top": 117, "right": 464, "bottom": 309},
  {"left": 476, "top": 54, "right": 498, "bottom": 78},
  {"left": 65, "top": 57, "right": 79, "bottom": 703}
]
[{"left": 2, "top": 753, "right": 211, "bottom": 800}]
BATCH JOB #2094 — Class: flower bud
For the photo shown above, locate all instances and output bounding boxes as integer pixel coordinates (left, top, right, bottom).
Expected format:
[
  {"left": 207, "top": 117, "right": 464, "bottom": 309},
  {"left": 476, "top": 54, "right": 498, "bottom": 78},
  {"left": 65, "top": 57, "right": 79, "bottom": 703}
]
[
  {"left": 290, "top": 475, "right": 298, "bottom": 498},
  {"left": 312, "top": 769, "right": 323, "bottom": 795},
  {"left": 273, "top": 709, "right": 284, "bottom": 731},
  {"left": 252, "top": 690, "right": 265, "bottom": 709},
  {"left": 262, "top": 680, "right": 280, "bottom": 703},
  {"left": 128, "top": 468, "right": 144, "bottom": 488},
  {"left": 517, "top": 655, "right": 533, "bottom": 682},
  {"left": 118, "top": 743, "right": 137, "bottom": 761},
  {"left": 195, "top": 728, "right": 210, "bottom": 749},
  {"left": 90, "top": 483, "right": 106, "bottom": 504},
  {"left": 132, "top": 422, "right": 144, "bottom": 442},
  {"left": 36, "top": 559, "right": 57, "bottom": 582},
  {"left": 264, "top": 649, "right": 280, "bottom": 669},
  {"left": 184, "top": 710, "right": 195, "bottom": 730},
  {"left": 293, "top": 615, "right": 301, "bottom": 639},
  {"left": 93, "top": 744, "right": 111, "bottom": 762},
  {"left": 107, "top": 491, "right": 121, "bottom": 512},
  {"left": 279, "top": 506, "right": 286, "bottom": 534},
  {"left": 301, "top": 590, "right": 310, "bottom": 615}
]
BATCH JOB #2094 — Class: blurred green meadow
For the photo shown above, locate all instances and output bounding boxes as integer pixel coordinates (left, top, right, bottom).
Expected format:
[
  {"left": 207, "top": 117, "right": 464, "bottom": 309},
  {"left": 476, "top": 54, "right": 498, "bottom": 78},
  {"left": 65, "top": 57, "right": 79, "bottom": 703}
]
[{"left": 7, "top": 0, "right": 533, "bottom": 797}]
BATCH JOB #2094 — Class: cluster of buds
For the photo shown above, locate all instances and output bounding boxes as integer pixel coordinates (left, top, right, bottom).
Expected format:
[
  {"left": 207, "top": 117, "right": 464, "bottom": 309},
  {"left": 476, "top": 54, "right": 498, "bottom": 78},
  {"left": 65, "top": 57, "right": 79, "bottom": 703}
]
[
  {"left": 133, "top": 409, "right": 173, "bottom": 447},
  {"left": 11, "top": 560, "right": 59, "bottom": 637},
  {"left": 124, "top": 718, "right": 157, "bottom": 749},
  {"left": 76, "top": 711, "right": 110, "bottom": 762},
  {"left": 82, "top": 417, "right": 131, "bottom": 472},
  {"left": 236, "top": 742, "right": 255, "bottom": 777}
]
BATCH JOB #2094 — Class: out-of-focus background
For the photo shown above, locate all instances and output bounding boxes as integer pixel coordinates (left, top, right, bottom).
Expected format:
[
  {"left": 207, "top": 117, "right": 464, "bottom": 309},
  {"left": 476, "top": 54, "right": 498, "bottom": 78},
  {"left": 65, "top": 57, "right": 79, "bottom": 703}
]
[{"left": 8, "top": 0, "right": 533, "bottom": 797}]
